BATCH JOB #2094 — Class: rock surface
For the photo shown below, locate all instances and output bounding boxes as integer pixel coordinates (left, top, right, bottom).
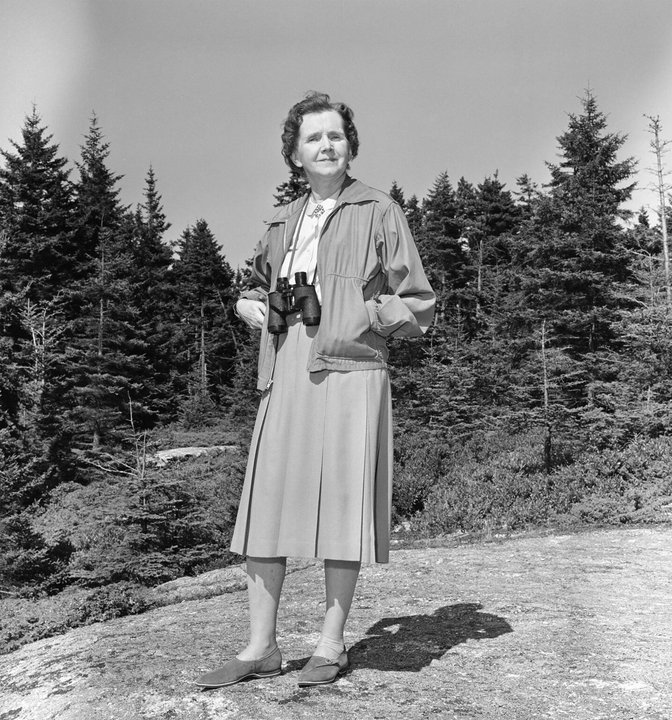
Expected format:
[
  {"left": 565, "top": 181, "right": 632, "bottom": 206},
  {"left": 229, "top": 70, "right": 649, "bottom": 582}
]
[
  {"left": 152, "top": 446, "right": 238, "bottom": 466},
  {"left": 1, "top": 526, "right": 671, "bottom": 720}
]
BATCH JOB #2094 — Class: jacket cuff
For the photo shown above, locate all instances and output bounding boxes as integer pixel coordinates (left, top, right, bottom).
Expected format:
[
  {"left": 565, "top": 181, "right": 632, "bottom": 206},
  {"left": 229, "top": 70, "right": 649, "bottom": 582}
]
[
  {"left": 365, "top": 298, "right": 380, "bottom": 332},
  {"left": 240, "top": 287, "right": 268, "bottom": 302}
]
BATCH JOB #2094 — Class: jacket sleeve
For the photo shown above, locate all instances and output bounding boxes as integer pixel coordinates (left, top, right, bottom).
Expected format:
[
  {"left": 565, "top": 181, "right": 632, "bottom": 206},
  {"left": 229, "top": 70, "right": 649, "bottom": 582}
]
[
  {"left": 239, "top": 226, "right": 274, "bottom": 303},
  {"left": 366, "top": 202, "right": 435, "bottom": 338}
]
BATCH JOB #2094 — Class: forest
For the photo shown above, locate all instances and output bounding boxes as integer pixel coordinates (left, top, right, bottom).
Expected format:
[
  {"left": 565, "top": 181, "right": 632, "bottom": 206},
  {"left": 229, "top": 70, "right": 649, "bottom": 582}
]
[{"left": 1, "top": 91, "right": 671, "bottom": 643}]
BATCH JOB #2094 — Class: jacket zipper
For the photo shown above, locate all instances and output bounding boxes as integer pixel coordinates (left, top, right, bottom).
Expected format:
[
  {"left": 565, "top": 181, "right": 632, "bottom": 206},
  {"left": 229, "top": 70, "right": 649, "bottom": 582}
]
[
  {"left": 314, "top": 201, "right": 345, "bottom": 284},
  {"left": 263, "top": 200, "right": 347, "bottom": 390}
]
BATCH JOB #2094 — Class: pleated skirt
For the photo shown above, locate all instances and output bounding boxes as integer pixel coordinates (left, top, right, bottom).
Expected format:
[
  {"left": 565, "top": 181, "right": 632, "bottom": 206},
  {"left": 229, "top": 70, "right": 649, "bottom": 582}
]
[{"left": 230, "top": 315, "right": 393, "bottom": 564}]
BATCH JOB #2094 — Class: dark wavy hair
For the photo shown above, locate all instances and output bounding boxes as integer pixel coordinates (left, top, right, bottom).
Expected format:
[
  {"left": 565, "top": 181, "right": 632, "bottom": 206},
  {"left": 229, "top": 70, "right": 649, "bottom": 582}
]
[{"left": 281, "top": 91, "right": 359, "bottom": 175}]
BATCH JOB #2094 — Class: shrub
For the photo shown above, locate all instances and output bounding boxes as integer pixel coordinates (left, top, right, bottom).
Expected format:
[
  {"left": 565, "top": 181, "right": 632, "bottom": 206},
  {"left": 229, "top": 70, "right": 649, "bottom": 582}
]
[
  {"left": 33, "top": 447, "right": 247, "bottom": 590},
  {"left": 550, "top": 436, "right": 672, "bottom": 525},
  {"left": 413, "top": 430, "right": 672, "bottom": 536},
  {"left": 73, "top": 582, "right": 151, "bottom": 624},
  {"left": 0, "top": 515, "right": 73, "bottom": 595},
  {"left": 392, "top": 429, "right": 447, "bottom": 521}
]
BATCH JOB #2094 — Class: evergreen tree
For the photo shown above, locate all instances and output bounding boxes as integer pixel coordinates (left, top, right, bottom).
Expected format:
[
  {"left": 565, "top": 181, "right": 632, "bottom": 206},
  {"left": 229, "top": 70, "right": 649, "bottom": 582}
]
[
  {"left": 471, "top": 175, "right": 520, "bottom": 306},
  {"left": 128, "top": 166, "right": 176, "bottom": 423},
  {"left": 0, "top": 108, "right": 78, "bottom": 492},
  {"left": 392, "top": 174, "right": 474, "bottom": 441},
  {"left": 520, "top": 90, "right": 637, "bottom": 356},
  {"left": 67, "top": 115, "right": 138, "bottom": 451},
  {"left": 495, "top": 92, "right": 638, "bottom": 459},
  {"left": 586, "top": 211, "right": 672, "bottom": 444},
  {"left": 172, "top": 220, "right": 237, "bottom": 420},
  {"left": 273, "top": 170, "right": 309, "bottom": 207},
  {"left": 389, "top": 180, "right": 406, "bottom": 210},
  {"left": 417, "top": 171, "right": 474, "bottom": 330},
  {"left": 476, "top": 175, "right": 519, "bottom": 246},
  {"left": 514, "top": 173, "right": 542, "bottom": 219},
  {"left": 0, "top": 107, "right": 78, "bottom": 300},
  {"left": 404, "top": 194, "right": 423, "bottom": 235},
  {"left": 0, "top": 109, "right": 80, "bottom": 583}
]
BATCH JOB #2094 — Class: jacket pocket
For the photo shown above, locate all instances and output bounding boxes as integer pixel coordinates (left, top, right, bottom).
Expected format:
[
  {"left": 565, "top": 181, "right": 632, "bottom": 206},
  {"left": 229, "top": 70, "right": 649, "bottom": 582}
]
[{"left": 315, "top": 275, "right": 381, "bottom": 360}]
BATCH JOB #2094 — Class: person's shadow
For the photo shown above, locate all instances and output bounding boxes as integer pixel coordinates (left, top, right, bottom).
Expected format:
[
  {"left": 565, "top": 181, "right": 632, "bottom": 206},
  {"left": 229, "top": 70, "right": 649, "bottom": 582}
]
[
  {"left": 284, "top": 603, "right": 511, "bottom": 674},
  {"left": 347, "top": 602, "right": 512, "bottom": 672}
]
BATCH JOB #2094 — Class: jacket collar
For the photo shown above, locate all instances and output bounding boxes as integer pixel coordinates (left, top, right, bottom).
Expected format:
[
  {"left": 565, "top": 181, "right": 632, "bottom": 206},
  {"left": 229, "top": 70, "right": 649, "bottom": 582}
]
[{"left": 264, "top": 176, "right": 377, "bottom": 224}]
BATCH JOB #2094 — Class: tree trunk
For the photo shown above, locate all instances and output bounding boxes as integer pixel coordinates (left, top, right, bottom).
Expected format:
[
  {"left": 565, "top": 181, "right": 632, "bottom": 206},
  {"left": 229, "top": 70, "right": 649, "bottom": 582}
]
[
  {"left": 646, "top": 115, "right": 671, "bottom": 304},
  {"left": 540, "top": 320, "right": 552, "bottom": 475}
]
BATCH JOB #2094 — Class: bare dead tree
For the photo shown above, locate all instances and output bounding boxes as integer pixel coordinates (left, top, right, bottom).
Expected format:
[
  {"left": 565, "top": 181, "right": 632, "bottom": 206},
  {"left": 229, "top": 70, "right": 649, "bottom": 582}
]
[
  {"left": 540, "top": 320, "right": 552, "bottom": 476},
  {"left": 645, "top": 114, "right": 672, "bottom": 305},
  {"left": 18, "top": 297, "right": 66, "bottom": 425}
]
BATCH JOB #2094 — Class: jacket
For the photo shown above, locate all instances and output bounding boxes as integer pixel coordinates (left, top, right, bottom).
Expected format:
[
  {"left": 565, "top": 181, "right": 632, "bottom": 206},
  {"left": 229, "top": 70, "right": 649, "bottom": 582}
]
[{"left": 241, "top": 177, "right": 435, "bottom": 391}]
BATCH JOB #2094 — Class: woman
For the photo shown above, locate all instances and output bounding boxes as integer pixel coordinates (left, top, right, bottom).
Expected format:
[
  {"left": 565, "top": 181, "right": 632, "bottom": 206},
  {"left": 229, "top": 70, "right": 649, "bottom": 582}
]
[{"left": 196, "top": 91, "right": 434, "bottom": 689}]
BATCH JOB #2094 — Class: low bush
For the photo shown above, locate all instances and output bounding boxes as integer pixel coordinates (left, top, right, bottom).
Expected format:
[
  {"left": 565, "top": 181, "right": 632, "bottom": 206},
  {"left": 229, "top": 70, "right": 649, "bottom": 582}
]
[
  {"left": 0, "top": 582, "right": 152, "bottom": 655},
  {"left": 31, "top": 446, "right": 247, "bottom": 589},
  {"left": 415, "top": 429, "right": 553, "bottom": 535},
  {"left": 409, "top": 431, "right": 672, "bottom": 536},
  {"left": 551, "top": 436, "right": 672, "bottom": 525},
  {"left": 73, "top": 582, "right": 151, "bottom": 624},
  {"left": 0, "top": 516, "right": 73, "bottom": 595},
  {"left": 392, "top": 429, "right": 448, "bottom": 521}
]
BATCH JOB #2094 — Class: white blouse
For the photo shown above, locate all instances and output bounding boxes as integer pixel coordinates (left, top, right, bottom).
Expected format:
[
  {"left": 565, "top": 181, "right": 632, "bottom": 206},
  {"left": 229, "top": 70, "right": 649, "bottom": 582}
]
[{"left": 280, "top": 194, "right": 338, "bottom": 303}]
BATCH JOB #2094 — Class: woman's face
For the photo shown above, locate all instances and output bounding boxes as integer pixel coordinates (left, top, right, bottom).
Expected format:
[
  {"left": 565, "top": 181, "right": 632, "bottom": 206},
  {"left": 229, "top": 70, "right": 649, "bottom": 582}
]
[{"left": 291, "top": 110, "right": 350, "bottom": 185}]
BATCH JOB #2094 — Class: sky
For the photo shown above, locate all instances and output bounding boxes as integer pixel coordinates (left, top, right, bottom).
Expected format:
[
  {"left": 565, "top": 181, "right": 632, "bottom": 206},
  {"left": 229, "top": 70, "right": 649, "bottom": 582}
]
[{"left": 2, "top": 0, "right": 672, "bottom": 268}]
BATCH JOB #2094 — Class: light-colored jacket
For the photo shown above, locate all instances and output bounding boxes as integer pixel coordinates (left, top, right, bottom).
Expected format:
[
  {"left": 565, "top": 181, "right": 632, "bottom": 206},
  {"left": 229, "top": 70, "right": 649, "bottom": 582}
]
[{"left": 242, "top": 177, "right": 435, "bottom": 391}]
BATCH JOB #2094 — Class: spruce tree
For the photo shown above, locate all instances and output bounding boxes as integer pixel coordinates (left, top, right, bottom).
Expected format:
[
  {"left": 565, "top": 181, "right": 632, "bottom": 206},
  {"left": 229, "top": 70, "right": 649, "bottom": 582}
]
[
  {"left": 389, "top": 180, "right": 406, "bottom": 209},
  {"left": 514, "top": 173, "right": 542, "bottom": 220},
  {"left": 273, "top": 170, "right": 309, "bottom": 207},
  {"left": 0, "top": 109, "right": 79, "bottom": 584},
  {"left": 0, "top": 108, "right": 78, "bottom": 491},
  {"left": 172, "top": 220, "right": 237, "bottom": 421},
  {"left": 498, "top": 92, "right": 638, "bottom": 457},
  {"left": 404, "top": 194, "right": 423, "bottom": 235},
  {"left": 417, "top": 171, "right": 474, "bottom": 330},
  {"left": 0, "top": 108, "right": 75, "bottom": 441},
  {"left": 516, "top": 90, "right": 637, "bottom": 357},
  {"left": 0, "top": 107, "right": 77, "bottom": 301},
  {"left": 67, "top": 115, "right": 138, "bottom": 452},
  {"left": 128, "top": 166, "right": 176, "bottom": 423}
]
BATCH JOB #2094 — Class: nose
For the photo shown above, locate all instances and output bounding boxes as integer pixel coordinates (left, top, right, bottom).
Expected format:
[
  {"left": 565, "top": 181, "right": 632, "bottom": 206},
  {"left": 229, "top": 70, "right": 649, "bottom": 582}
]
[{"left": 320, "top": 134, "right": 334, "bottom": 152}]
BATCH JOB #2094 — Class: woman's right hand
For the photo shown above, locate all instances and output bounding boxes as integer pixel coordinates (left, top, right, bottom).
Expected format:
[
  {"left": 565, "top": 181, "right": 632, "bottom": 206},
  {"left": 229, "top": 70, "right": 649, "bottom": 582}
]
[{"left": 235, "top": 298, "right": 266, "bottom": 330}]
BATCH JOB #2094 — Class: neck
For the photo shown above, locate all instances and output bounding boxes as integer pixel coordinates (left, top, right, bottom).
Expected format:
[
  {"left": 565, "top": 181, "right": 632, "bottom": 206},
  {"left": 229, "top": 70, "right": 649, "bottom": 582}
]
[{"left": 307, "top": 174, "right": 347, "bottom": 202}]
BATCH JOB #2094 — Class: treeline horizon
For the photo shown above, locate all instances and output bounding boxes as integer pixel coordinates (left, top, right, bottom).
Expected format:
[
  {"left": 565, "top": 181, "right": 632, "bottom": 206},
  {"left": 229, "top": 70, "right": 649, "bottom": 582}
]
[{"left": 1, "top": 90, "right": 671, "bottom": 598}]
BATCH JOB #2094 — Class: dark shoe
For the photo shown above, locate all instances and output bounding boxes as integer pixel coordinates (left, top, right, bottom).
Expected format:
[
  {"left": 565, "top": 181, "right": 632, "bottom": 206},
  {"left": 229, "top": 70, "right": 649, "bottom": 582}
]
[
  {"left": 297, "top": 650, "right": 349, "bottom": 687},
  {"left": 194, "top": 646, "right": 282, "bottom": 688}
]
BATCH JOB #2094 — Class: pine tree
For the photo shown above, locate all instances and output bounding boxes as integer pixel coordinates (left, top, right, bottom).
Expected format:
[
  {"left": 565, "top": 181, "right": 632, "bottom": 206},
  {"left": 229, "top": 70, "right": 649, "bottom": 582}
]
[
  {"left": 0, "top": 108, "right": 78, "bottom": 491},
  {"left": 514, "top": 173, "right": 542, "bottom": 220},
  {"left": 470, "top": 175, "right": 521, "bottom": 314},
  {"left": 172, "top": 220, "right": 237, "bottom": 421},
  {"left": 417, "top": 171, "right": 474, "bottom": 330},
  {"left": 0, "top": 108, "right": 75, "bottom": 444},
  {"left": 128, "top": 166, "right": 176, "bottom": 423},
  {"left": 66, "top": 115, "right": 138, "bottom": 451},
  {"left": 273, "top": 170, "right": 309, "bottom": 207},
  {"left": 496, "top": 92, "right": 638, "bottom": 458},
  {"left": 0, "top": 109, "right": 79, "bottom": 584},
  {"left": 512, "top": 91, "right": 636, "bottom": 357},
  {"left": 389, "top": 180, "right": 406, "bottom": 210},
  {"left": 404, "top": 194, "right": 423, "bottom": 235},
  {"left": 0, "top": 107, "right": 78, "bottom": 300}
]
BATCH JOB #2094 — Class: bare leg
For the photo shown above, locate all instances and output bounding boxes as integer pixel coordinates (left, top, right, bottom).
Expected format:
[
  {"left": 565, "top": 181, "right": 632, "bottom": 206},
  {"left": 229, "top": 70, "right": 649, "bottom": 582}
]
[
  {"left": 237, "top": 556, "right": 286, "bottom": 661},
  {"left": 313, "top": 559, "right": 361, "bottom": 659}
]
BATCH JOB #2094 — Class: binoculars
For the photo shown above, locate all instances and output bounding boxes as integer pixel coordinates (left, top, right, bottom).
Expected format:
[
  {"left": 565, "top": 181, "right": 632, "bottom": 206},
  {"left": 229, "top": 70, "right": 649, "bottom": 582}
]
[{"left": 267, "top": 272, "right": 321, "bottom": 335}]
